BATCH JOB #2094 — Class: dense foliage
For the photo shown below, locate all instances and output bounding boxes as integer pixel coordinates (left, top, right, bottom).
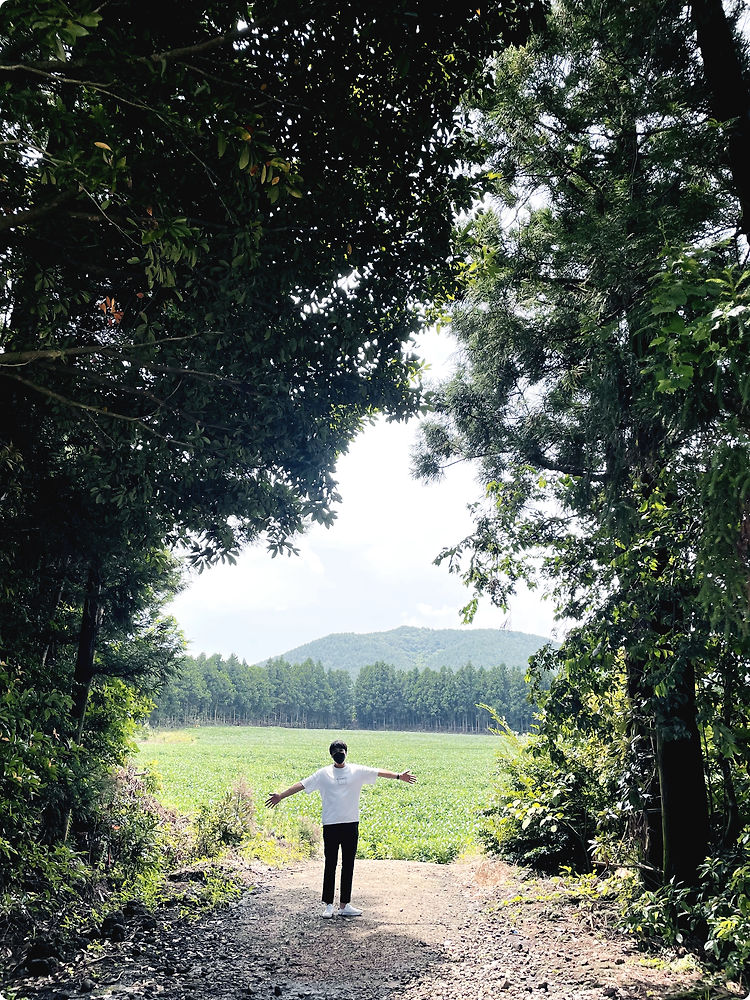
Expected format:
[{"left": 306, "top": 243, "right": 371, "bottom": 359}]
[
  {"left": 0, "top": 0, "right": 547, "bottom": 916},
  {"left": 0, "top": 560, "right": 181, "bottom": 867},
  {"left": 417, "top": 0, "right": 750, "bottom": 870},
  {"left": 1, "top": 0, "right": 543, "bottom": 583},
  {"left": 10, "top": 0, "right": 750, "bottom": 974},
  {"left": 413, "top": 0, "right": 750, "bottom": 972},
  {"left": 151, "top": 652, "right": 540, "bottom": 732},
  {"left": 478, "top": 723, "right": 617, "bottom": 874}
]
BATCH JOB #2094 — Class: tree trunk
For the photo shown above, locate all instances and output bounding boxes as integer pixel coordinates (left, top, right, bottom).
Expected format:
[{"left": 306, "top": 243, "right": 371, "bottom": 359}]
[
  {"left": 656, "top": 661, "right": 709, "bottom": 885},
  {"left": 627, "top": 465, "right": 710, "bottom": 886},
  {"left": 719, "top": 756, "right": 741, "bottom": 848},
  {"left": 626, "top": 653, "right": 664, "bottom": 877},
  {"left": 692, "top": 0, "right": 750, "bottom": 231},
  {"left": 40, "top": 566, "right": 69, "bottom": 672},
  {"left": 70, "top": 565, "right": 103, "bottom": 742},
  {"left": 720, "top": 665, "right": 742, "bottom": 847},
  {"left": 64, "top": 565, "right": 103, "bottom": 842}
]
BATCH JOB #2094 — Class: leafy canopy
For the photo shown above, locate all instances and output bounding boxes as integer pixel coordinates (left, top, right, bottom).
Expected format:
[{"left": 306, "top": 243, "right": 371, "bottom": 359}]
[{"left": 0, "top": 0, "right": 544, "bottom": 562}]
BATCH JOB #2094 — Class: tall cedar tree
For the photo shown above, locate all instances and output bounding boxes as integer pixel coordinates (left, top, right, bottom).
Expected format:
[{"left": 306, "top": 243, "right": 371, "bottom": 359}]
[{"left": 414, "top": 0, "right": 750, "bottom": 885}]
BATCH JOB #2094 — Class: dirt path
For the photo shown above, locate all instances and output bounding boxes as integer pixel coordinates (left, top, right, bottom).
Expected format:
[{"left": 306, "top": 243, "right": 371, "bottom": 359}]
[{"left": 8, "top": 857, "right": 736, "bottom": 1000}]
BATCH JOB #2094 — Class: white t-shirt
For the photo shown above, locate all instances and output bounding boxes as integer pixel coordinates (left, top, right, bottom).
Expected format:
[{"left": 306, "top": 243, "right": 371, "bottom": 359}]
[{"left": 300, "top": 762, "right": 378, "bottom": 825}]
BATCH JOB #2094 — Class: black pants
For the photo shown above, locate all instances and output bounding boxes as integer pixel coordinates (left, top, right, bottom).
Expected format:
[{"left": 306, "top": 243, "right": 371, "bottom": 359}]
[{"left": 322, "top": 822, "right": 359, "bottom": 905}]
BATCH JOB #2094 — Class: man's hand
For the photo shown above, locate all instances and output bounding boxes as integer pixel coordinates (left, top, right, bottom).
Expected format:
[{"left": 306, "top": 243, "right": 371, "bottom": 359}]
[
  {"left": 399, "top": 770, "right": 417, "bottom": 784},
  {"left": 265, "top": 781, "right": 303, "bottom": 808}
]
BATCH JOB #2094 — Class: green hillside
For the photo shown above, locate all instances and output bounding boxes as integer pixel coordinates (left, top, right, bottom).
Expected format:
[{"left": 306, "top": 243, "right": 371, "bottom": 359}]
[{"left": 259, "top": 625, "right": 554, "bottom": 677}]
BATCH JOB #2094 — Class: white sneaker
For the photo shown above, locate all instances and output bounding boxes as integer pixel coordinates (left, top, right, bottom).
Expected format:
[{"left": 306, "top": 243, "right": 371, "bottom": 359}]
[
  {"left": 338, "top": 903, "right": 362, "bottom": 916},
  {"left": 321, "top": 903, "right": 335, "bottom": 918}
]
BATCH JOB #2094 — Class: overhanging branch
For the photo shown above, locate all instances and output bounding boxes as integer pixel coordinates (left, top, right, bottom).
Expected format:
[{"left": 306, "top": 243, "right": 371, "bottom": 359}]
[
  {"left": 1, "top": 370, "right": 197, "bottom": 448},
  {"left": 144, "top": 23, "right": 256, "bottom": 63},
  {"left": 0, "top": 188, "right": 79, "bottom": 235},
  {"left": 0, "top": 332, "right": 202, "bottom": 367},
  {"left": 0, "top": 22, "right": 257, "bottom": 76}
]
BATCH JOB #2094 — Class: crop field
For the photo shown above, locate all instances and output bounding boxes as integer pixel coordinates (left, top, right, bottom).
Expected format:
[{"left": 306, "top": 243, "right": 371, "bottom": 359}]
[{"left": 136, "top": 726, "right": 501, "bottom": 863}]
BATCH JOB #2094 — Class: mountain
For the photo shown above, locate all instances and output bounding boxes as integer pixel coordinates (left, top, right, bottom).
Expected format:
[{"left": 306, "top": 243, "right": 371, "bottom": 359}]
[{"left": 258, "top": 625, "right": 554, "bottom": 677}]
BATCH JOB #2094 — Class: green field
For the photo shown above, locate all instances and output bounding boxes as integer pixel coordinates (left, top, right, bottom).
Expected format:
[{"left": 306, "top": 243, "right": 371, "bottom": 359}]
[{"left": 136, "top": 726, "right": 500, "bottom": 863}]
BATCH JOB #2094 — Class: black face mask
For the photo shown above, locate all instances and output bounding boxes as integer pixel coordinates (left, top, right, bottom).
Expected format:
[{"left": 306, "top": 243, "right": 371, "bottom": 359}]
[{"left": 332, "top": 751, "right": 346, "bottom": 764}]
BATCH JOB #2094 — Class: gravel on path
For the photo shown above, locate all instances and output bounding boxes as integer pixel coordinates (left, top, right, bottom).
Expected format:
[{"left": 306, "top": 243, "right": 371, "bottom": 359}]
[{"left": 5, "top": 856, "right": 738, "bottom": 1000}]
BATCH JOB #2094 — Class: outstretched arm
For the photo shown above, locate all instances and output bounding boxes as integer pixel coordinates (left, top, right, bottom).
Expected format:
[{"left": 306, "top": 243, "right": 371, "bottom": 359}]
[
  {"left": 377, "top": 769, "right": 417, "bottom": 783},
  {"left": 265, "top": 781, "right": 304, "bottom": 808}
]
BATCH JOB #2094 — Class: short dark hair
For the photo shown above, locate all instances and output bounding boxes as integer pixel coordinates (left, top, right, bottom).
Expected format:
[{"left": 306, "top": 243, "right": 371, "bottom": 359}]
[{"left": 329, "top": 739, "right": 348, "bottom": 756}]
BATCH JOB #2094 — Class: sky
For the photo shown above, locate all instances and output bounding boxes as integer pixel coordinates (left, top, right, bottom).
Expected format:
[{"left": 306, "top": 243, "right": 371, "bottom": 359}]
[{"left": 168, "top": 329, "right": 561, "bottom": 663}]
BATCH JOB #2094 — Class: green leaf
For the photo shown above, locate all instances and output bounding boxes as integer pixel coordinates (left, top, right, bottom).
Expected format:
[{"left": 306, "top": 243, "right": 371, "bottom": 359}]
[{"left": 63, "top": 22, "right": 90, "bottom": 38}]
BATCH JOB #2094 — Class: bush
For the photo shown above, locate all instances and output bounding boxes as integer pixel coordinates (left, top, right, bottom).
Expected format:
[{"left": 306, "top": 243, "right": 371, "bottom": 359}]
[
  {"left": 699, "top": 845, "right": 750, "bottom": 977},
  {"left": 621, "top": 832, "right": 750, "bottom": 979},
  {"left": 620, "top": 879, "right": 694, "bottom": 946},
  {"left": 97, "top": 764, "right": 193, "bottom": 891},
  {"left": 0, "top": 667, "right": 74, "bottom": 868},
  {"left": 0, "top": 757, "right": 195, "bottom": 946},
  {"left": 478, "top": 723, "right": 617, "bottom": 873},
  {"left": 194, "top": 778, "right": 257, "bottom": 857},
  {"left": 296, "top": 816, "right": 322, "bottom": 855}
]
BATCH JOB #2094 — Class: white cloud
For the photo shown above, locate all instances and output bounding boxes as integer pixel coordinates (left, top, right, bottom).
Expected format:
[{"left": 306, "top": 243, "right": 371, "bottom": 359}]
[
  {"left": 178, "top": 541, "right": 329, "bottom": 615},
  {"left": 415, "top": 603, "right": 456, "bottom": 618}
]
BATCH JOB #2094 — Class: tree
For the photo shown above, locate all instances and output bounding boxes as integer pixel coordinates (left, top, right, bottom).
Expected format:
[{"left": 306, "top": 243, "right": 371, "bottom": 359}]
[
  {"left": 149, "top": 649, "right": 541, "bottom": 731},
  {"left": 414, "top": 667, "right": 443, "bottom": 727},
  {"left": 226, "top": 658, "right": 272, "bottom": 720},
  {"left": 402, "top": 666, "right": 422, "bottom": 727},
  {"left": 327, "top": 669, "right": 354, "bottom": 728},
  {"left": 454, "top": 661, "right": 479, "bottom": 728},
  {"left": 290, "top": 659, "right": 332, "bottom": 725},
  {"left": 414, "top": 0, "right": 750, "bottom": 885},
  {"left": 0, "top": 0, "right": 546, "bottom": 557},
  {"left": 1, "top": 547, "right": 184, "bottom": 849},
  {"left": 0, "top": 0, "right": 547, "bottom": 767},
  {"left": 203, "top": 655, "right": 236, "bottom": 721},
  {"left": 265, "top": 657, "right": 296, "bottom": 724},
  {"left": 2, "top": 0, "right": 557, "bottom": 885},
  {"left": 153, "top": 655, "right": 210, "bottom": 723},
  {"left": 354, "top": 661, "right": 401, "bottom": 728},
  {"left": 691, "top": 0, "right": 750, "bottom": 228}
]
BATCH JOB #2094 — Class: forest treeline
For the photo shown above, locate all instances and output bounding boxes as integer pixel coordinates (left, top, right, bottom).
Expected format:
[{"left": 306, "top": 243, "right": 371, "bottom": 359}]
[{"left": 151, "top": 654, "right": 538, "bottom": 732}]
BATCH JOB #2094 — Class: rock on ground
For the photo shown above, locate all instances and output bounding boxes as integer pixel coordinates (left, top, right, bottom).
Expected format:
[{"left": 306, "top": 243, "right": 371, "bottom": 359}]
[{"left": 4, "top": 857, "right": 738, "bottom": 1000}]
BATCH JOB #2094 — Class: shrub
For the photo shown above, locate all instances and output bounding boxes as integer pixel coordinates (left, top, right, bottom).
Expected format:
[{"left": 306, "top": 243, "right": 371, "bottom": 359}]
[
  {"left": 194, "top": 778, "right": 257, "bottom": 857},
  {"left": 621, "top": 832, "right": 750, "bottom": 979},
  {"left": 0, "top": 667, "right": 74, "bottom": 870},
  {"left": 97, "top": 764, "right": 193, "bottom": 887},
  {"left": 699, "top": 845, "right": 750, "bottom": 977},
  {"left": 478, "top": 723, "right": 617, "bottom": 873},
  {"left": 296, "top": 816, "right": 321, "bottom": 855},
  {"left": 620, "top": 879, "right": 694, "bottom": 946}
]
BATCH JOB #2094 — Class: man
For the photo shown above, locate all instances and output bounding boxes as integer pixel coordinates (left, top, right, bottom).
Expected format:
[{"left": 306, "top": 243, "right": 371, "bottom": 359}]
[{"left": 265, "top": 739, "right": 417, "bottom": 918}]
